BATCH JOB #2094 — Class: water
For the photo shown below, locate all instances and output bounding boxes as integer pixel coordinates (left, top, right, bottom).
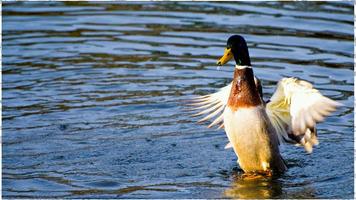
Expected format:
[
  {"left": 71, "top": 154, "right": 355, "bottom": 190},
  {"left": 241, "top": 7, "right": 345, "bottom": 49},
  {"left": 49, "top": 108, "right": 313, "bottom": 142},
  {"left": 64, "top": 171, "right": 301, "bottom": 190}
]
[{"left": 2, "top": 1, "right": 354, "bottom": 198}]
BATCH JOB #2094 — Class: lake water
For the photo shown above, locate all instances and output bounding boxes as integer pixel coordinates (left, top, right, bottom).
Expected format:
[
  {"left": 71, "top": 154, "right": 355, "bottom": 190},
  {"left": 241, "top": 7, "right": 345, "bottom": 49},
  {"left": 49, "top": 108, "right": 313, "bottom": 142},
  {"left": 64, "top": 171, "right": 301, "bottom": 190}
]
[{"left": 2, "top": 1, "right": 354, "bottom": 198}]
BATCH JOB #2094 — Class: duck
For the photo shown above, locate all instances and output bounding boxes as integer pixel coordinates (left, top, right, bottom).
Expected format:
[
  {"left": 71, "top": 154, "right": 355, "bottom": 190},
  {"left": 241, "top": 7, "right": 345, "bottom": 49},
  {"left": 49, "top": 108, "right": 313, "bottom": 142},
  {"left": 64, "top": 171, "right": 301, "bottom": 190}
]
[{"left": 189, "top": 35, "right": 341, "bottom": 174}]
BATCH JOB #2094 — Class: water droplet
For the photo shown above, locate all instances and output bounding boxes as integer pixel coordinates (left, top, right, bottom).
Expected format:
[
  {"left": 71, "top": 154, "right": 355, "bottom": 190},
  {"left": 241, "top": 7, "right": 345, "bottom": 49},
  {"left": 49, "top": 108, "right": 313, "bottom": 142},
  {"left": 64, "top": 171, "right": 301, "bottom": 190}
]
[{"left": 217, "top": 66, "right": 221, "bottom": 70}]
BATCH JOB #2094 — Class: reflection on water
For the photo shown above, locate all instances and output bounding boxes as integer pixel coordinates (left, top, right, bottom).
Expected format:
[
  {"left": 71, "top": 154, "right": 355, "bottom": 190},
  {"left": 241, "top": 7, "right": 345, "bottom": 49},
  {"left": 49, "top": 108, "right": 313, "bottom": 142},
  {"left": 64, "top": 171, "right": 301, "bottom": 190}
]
[
  {"left": 2, "top": 1, "right": 354, "bottom": 198},
  {"left": 224, "top": 171, "right": 283, "bottom": 199},
  {"left": 224, "top": 171, "right": 319, "bottom": 199}
]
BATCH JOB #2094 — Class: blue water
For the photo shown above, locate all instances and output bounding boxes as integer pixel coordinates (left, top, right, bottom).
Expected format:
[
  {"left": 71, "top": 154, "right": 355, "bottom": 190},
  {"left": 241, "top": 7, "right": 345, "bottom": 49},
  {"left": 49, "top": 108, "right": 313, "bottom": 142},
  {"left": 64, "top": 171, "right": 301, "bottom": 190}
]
[{"left": 2, "top": 1, "right": 354, "bottom": 198}]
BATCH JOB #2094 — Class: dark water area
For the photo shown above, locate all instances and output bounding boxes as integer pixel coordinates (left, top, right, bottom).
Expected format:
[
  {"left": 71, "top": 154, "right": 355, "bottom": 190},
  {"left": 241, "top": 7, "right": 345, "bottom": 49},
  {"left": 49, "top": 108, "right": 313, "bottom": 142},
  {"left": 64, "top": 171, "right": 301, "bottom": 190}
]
[{"left": 2, "top": 1, "right": 354, "bottom": 198}]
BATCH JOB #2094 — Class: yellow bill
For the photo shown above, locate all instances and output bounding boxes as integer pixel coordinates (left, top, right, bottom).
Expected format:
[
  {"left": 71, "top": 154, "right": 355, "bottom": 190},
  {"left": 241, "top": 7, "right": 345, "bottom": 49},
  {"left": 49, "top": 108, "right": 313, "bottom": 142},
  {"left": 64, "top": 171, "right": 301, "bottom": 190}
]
[{"left": 217, "top": 48, "right": 233, "bottom": 66}]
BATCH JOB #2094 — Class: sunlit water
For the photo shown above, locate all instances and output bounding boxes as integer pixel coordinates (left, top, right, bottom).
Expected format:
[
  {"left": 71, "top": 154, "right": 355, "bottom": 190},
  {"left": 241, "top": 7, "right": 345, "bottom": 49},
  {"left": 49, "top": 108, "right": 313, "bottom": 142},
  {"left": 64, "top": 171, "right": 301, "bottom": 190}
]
[{"left": 2, "top": 1, "right": 354, "bottom": 198}]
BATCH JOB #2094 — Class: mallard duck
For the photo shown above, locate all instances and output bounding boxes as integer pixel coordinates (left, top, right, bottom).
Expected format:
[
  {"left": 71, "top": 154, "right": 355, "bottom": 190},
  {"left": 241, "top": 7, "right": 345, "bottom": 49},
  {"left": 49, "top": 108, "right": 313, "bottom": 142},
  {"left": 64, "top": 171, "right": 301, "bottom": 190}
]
[{"left": 189, "top": 35, "right": 341, "bottom": 174}]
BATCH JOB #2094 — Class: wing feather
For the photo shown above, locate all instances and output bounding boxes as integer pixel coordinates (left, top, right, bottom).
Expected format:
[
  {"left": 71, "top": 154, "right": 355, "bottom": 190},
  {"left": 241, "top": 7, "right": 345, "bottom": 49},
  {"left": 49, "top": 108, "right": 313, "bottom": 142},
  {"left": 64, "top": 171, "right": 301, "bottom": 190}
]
[
  {"left": 188, "top": 82, "right": 232, "bottom": 129},
  {"left": 266, "top": 78, "right": 341, "bottom": 153}
]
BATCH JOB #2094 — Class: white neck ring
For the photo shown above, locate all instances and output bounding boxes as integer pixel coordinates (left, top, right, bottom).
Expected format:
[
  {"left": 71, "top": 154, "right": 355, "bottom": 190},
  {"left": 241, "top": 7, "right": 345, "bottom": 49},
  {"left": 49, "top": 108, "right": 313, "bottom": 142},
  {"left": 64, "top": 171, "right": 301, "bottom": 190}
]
[{"left": 235, "top": 65, "right": 251, "bottom": 69}]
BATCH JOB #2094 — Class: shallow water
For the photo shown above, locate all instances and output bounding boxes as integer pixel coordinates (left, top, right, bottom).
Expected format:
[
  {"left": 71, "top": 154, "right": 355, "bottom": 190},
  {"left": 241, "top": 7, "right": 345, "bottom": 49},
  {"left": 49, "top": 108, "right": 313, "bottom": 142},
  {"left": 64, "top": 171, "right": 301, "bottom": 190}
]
[{"left": 2, "top": 1, "right": 354, "bottom": 198}]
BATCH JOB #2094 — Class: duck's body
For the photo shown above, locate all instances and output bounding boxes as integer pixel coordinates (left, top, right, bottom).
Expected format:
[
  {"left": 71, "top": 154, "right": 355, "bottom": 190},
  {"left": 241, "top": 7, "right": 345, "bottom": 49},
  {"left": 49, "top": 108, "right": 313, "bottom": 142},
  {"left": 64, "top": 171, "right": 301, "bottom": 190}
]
[
  {"left": 189, "top": 35, "right": 340, "bottom": 174},
  {"left": 223, "top": 67, "right": 286, "bottom": 172},
  {"left": 224, "top": 105, "right": 284, "bottom": 172}
]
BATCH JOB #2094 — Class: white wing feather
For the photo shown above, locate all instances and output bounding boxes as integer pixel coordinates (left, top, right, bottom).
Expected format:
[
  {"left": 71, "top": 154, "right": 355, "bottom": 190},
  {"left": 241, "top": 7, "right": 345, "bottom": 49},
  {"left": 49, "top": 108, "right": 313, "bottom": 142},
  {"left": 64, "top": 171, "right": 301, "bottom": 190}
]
[
  {"left": 266, "top": 78, "right": 341, "bottom": 153},
  {"left": 188, "top": 82, "right": 232, "bottom": 129}
]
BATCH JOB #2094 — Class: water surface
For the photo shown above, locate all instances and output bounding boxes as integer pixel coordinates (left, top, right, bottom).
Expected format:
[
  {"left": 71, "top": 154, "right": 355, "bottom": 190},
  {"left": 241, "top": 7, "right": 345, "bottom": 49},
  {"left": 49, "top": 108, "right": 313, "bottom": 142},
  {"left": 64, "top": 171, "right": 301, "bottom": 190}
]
[{"left": 2, "top": 1, "right": 354, "bottom": 198}]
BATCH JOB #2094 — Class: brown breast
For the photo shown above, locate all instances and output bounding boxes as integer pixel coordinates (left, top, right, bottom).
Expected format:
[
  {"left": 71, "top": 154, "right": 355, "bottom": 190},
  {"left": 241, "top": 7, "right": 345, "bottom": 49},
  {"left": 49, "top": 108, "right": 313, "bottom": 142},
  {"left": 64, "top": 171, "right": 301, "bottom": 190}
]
[{"left": 227, "top": 67, "right": 263, "bottom": 111}]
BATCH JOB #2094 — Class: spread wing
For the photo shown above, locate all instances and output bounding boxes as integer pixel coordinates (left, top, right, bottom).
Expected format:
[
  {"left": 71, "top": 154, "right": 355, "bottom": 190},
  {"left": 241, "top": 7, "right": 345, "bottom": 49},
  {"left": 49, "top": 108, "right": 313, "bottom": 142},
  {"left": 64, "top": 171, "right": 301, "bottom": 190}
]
[
  {"left": 187, "top": 82, "right": 232, "bottom": 129},
  {"left": 266, "top": 78, "right": 341, "bottom": 153},
  {"left": 187, "top": 77, "right": 263, "bottom": 130}
]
